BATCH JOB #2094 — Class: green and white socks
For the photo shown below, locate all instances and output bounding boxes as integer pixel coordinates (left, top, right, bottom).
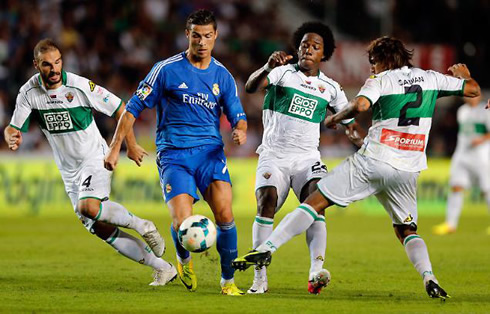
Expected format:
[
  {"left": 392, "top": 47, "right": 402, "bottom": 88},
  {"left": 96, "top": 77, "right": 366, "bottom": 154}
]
[
  {"left": 95, "top": 200, "right": 154, "bottom": 236},
  {"left": 106, "top": 228, "right": 171, "bottom": 270},
  {"left": 403, "top": 234, "right": 437, "bottom": 284},
  {"left": 256, "top": 204, "right": 317, "bottom": 253}
]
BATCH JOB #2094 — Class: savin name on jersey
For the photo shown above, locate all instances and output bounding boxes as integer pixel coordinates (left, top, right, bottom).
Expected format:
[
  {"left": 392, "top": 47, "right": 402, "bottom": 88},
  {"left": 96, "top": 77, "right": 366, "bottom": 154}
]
[
  {"left": 289, "top": 93, "right": 318, "bottom": 119},
  {"left": 398, "top": 76, "right": 424, "bottom": 86}
]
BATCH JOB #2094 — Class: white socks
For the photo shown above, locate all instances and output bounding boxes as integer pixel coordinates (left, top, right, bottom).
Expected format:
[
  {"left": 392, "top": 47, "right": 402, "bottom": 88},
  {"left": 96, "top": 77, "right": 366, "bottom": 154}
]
[
  {"left": 403, "top": 235, "right": 436, "bottom": 284},
  {"left": 106, "top": 228, "right": 169, "bottom": 270},
  {"left": 256, "top": 204, "right": 316, "bottom": 253},
  {"left": 252, "top": 216, "right": 273, "bottom": 279},
  {"left": 96, "top": 200, "right": 151, "bottom": 235},
  {"left": 445, "top": 191, "right": 464, "bottom": 228},
  {"left": 306, "top": 218, "right": 326, "bottom": 275}
]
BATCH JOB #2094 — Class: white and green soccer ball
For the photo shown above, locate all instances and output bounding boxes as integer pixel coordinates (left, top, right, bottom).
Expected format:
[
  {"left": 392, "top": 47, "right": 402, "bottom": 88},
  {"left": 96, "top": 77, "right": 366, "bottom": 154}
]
[{"left": 178, "top": 215, "right": 217, "bottom": 252}]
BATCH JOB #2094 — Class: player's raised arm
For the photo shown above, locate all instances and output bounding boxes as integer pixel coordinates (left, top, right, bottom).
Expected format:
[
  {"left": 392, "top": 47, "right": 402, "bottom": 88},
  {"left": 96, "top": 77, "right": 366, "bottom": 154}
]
[
  {"left": 324, "top": 96, "right": 371, "bottom": 129},
  {"left": 447, "top": 63, "right": 480, "bottom": 97},
  {"left": 245, "top": 51, "right": 292, "bottom": 93},
  {"left": 4, "top": 125, "right": 23, "bottom": 151},
  {"left": 112, "top": 102, "right": 148, "bottom": 167},
  {"left": 104, "top": 110, "right": 137, "bottom": 171}
]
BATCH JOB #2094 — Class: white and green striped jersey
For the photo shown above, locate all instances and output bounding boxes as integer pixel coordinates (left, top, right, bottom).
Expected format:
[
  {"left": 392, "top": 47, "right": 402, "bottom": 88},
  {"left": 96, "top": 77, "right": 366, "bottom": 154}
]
[
  {"left": 257, "top": 64, "right": 352, "bottom": 156},
  {"left": 454, "top": 102, "right": 490, "bottom": 160},
  {"left": 10, "top": 71, "right": 122, "bottom": 179},
  {"left": 357, "top": 66, "right": 465, "bottom": 172}
]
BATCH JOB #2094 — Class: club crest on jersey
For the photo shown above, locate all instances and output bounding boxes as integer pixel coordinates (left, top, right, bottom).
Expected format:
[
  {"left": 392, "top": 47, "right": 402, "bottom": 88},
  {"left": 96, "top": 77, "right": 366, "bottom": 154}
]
[
  {"left": 263, "top": 172, "right": 272, "bottom": 179},
  {"left": 318, "top": 84, "right": 326, "bottom": 93},
  {"left": 212, "top": 83, "right": 220, "bottom": 96},
  {"left": 88, "top": 80, "right": 96, "bottom": 92},
  {"left": 289, "top": 93, "right": 318, "bottom": 119},
  {"left": 136, "top": 83, "right": 153, "bottom": 101},
  {"left": 165, "top": 183, "right": 172, "bottom": 194},
  {"left": 65, "top": 92, "right": 74, "bottom": 103}
]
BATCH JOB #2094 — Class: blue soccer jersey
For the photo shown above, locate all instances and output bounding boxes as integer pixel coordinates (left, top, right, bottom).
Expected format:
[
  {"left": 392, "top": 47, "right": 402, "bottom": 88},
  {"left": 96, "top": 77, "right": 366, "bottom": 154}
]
[{"left": 126, "top": 52, "right": 247, "bottom": 151}]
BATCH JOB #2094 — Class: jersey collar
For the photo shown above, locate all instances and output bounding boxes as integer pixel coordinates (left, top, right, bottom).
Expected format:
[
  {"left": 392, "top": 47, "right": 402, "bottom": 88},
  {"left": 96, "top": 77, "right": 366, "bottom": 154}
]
[{"left": 294, "top": 63, "right": 321, "bottom": 77}]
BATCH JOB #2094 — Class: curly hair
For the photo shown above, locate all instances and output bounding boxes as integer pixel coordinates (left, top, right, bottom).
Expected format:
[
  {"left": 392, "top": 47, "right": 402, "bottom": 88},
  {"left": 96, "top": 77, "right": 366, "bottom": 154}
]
[
  {"left": 367, "top": 36, "right": 413, "bottom": 70},
  {"left": 186, "top": 9, "right": 217, "bottom": 30},
  {"left": 292, "top": 22, "right": 335, "bottom": 61}
]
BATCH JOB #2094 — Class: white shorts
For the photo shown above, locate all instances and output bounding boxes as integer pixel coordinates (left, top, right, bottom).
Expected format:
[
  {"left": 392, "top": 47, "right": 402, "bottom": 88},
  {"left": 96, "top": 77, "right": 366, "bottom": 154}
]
[
  {"left": 64, "top": 160, "right": 112, "bottom": 233},
  {"left": 255, "top": 150, "right": 328, "bottom": 212},
  {"left": 317, "top": 153, "right": 420, "bottom": 226},
  {"left": 449, "top": 155, "right": 490, "bottom": 192}
]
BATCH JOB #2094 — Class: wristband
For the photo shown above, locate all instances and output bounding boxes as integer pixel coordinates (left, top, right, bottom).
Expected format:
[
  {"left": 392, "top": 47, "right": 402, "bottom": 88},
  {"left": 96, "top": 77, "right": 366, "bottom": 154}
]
[{"left": 263, "top": 64, "right": 272, "bottom": 73}]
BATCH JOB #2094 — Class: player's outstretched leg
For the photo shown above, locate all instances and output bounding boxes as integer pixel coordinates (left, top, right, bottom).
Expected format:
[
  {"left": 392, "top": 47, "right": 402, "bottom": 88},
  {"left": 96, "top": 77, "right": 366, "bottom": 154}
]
[
  {"left": 170, "top": 224, "right": 196, "bottom": 291},
  {"left": 94, "top": 222, "right": 176, "bottom": 285},
  {"left": 308, "top": 269, "right": 331, "bottom": 295},
  {"left": 96, "top": 200, "right": 166, "bottom": 257},
  {"left": 233, "top": 204, "right": 318, "bottom": 271},
  {"left": 216, "top": 221, "right": 244, "bottom": 296},
  {"left": 402, "top": 233, "right": 450, "bottom": 299}
]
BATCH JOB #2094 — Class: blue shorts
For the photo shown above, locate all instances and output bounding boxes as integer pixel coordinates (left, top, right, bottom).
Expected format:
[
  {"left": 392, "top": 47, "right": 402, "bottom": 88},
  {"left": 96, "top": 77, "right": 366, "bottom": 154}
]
[{"left": 156, "top": 145, "right": 231, "bottom": 202}]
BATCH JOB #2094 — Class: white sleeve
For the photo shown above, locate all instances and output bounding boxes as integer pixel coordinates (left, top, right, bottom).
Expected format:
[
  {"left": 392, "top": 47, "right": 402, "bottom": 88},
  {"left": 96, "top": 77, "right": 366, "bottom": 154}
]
[
  {"left": 328, "top": 83, "right": 354, "bottom": 125},
  {"left": 357, "top": 76, "right": 381, "bottom": 105},
  {"left": 10, "top": 91, "right": 32, "bottom": 132},
  {"left": 266, "top": 66, "right": 283, "bottom": 87},
  {"left": 79, "top": 77, "right": 122, "bottom": 117},
  {"left": 427, "top": 70, "right": 464, "bottom": 96}
]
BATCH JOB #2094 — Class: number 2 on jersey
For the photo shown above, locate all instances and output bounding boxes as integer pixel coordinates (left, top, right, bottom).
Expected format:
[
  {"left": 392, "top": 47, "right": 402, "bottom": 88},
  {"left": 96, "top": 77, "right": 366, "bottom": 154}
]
[{"left": 398, "top": 84, "right": 423, "bottom": 126}]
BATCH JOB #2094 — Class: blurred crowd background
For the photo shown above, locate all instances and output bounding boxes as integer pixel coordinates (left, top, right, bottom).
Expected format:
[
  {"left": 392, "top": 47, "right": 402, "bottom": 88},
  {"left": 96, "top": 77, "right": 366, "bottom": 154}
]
[{"left": 1, "top": 0, "right": 489, "bottom": 157}]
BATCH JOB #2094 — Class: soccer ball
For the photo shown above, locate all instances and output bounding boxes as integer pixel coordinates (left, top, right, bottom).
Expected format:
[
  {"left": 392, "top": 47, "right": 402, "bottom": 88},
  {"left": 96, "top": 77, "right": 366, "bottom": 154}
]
[{"left": 178, "top": 215, "right": 217, "bottom": 252}]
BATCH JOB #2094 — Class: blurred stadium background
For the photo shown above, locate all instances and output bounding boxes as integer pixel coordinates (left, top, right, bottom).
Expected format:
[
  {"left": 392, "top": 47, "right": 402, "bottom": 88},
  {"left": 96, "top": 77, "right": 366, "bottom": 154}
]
[{"left": 1, "top": 0, "right": 489, "bottom": 215}]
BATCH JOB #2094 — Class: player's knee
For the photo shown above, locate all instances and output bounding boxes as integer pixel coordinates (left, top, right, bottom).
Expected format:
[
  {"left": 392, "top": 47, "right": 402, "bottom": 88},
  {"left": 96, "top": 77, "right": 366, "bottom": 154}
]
[
  {"left": 257, "top": 202, "right": 275, "bottom": 218},
  {"left": 256, "top": 188, "right": 277, "bottom": 218},
  {"left": 92, "top": 221, "right": 117, "bottom": 240},
  {"left": 77, "top": 199, "right": 101, "bottom": 219},
  {"left": 213, "top": 208, "right": 234, "bottom": 224},
  {"left": 393, "top": 223, "right": 417, "bottom": 244}
]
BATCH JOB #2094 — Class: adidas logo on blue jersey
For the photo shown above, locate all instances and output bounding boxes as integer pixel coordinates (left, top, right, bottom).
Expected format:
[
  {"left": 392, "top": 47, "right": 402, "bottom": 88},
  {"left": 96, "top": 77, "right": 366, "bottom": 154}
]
[{"left": 178, "top": 82, "right": 188, "bottom": 89}]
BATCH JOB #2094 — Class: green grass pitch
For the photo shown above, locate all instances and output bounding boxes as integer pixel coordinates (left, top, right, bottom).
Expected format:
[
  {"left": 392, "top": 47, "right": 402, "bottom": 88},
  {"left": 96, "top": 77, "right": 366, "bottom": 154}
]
[{"left": 1, "top": 204, "right": 489, "bottom": 313}]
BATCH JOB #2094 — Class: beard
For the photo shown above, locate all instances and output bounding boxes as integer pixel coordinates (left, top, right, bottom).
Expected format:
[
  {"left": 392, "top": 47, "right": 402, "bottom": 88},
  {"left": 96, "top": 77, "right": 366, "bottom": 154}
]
[{"left": 42, "top": 71, "right": 62, "bottom": 87}]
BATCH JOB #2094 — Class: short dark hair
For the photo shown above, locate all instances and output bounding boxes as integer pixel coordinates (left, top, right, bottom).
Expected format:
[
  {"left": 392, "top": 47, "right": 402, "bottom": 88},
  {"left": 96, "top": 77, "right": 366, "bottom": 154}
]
[
  {"left": 186, "top": 9, "right": 217, "bottom": 30},
  {"left": 367, "top": 36, "right": 413, "bottom": 70},
  {"left": 33, "top": 38, "right": 61, "bottom": 60},
  {"left": 292, "top": 22, "right": 335, "bottom": 62}
]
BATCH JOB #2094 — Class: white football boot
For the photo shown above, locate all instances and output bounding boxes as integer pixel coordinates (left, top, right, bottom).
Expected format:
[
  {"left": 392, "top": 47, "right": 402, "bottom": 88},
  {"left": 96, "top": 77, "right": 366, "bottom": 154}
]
[
  {"left": 247, "top": 276, "right": 268, "bottom": 294},
  {"left": 149, "top": 263, "right": 178, "bottom": 286}
]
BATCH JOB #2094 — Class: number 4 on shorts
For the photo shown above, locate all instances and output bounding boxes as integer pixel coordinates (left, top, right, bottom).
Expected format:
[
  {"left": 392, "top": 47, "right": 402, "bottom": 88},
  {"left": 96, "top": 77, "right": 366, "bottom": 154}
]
[{"left": 82, "top": 175, "right": 92, "bottom": 188}]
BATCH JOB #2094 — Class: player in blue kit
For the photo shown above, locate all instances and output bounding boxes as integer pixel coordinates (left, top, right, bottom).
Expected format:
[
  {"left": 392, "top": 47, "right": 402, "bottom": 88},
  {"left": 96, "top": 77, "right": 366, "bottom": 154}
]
[{"left": 104, "top": 9, "right": 247, "bottom": 296}]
